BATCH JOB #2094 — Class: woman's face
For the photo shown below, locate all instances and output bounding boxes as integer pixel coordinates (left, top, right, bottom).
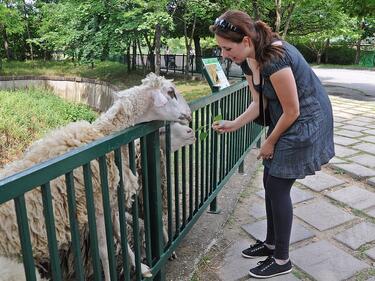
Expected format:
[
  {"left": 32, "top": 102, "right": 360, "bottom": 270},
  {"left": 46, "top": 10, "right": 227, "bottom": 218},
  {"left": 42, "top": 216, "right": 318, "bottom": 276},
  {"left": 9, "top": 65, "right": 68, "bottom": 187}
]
[{"left": 215, "top": 35, "right": 254, "bottom": 63}]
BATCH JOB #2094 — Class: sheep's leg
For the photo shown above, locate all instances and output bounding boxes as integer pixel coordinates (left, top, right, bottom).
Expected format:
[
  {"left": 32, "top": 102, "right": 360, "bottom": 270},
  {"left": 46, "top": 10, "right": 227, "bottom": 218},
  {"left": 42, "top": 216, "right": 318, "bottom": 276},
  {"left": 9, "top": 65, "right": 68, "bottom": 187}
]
[
  {"left": 96, "top": 215, "right": 111, "bottom": 281},
  {"left": 161, "top": 216, "right": 177, "bottom": 260},
  {"left": 113, "top": 211, "right": 152, "bottom": 278}
]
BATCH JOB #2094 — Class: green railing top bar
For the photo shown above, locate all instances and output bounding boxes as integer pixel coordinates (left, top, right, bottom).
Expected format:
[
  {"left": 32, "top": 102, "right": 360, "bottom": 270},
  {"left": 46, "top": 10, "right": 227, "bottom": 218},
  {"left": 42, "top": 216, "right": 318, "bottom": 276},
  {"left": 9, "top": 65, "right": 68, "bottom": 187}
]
[
  {"left": 188, "top": 80, "right": 248, "bottom": 111},
  {"left": 0, "top": 121, "right": 164, "bottom": 204}
]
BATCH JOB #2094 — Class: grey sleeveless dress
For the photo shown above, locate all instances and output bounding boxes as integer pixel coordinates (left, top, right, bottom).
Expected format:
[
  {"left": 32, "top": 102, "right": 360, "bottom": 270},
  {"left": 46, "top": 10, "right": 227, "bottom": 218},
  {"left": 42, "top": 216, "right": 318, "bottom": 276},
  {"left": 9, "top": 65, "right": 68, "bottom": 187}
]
[{"left": 261, "top": 42, "right": 334, "bottom": 179}]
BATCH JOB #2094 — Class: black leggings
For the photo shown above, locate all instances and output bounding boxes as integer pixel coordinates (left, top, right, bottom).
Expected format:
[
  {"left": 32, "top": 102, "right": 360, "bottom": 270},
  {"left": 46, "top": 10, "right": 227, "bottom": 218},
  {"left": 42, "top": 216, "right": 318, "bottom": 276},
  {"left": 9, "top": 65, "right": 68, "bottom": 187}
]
[{"left": 263, "top": 167, "right": 295, "bottom": 260}]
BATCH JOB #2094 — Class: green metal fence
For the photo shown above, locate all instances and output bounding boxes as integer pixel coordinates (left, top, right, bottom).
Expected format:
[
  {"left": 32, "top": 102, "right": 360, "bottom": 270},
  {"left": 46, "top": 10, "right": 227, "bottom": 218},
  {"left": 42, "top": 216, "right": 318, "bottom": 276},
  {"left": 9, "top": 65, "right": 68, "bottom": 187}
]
[{"left": 0, "top": 80, "right": 263, "bottom": 281}]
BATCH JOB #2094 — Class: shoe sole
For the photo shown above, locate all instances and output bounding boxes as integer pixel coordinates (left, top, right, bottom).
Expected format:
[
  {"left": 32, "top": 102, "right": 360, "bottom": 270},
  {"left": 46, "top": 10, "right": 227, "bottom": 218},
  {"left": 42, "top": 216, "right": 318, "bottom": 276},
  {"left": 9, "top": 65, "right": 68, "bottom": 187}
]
[
  {"left": 248, "top": 268, "right": 292, "bottom": 279},
  {"left": 241, "top": 253, "right": 266, "bottom": 259}
]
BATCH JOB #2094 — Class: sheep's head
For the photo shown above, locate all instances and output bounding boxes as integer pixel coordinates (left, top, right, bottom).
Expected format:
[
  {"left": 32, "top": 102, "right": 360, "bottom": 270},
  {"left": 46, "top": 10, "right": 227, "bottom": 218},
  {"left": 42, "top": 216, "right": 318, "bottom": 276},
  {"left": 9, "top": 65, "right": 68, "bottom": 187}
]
[
  {"left": 159, "top": 122, "right": 196, "bottom": 152},
  {"left": 142, "top": 73, "right": 192, "bottom": 125}
]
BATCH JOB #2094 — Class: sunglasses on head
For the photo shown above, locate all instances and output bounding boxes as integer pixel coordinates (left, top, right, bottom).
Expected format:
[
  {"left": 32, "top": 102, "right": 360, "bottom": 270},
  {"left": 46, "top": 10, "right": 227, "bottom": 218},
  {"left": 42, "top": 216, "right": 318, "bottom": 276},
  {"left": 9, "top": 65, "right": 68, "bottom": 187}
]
[{"left": 214, "top": 18, "right": 244, "bottom": 35}]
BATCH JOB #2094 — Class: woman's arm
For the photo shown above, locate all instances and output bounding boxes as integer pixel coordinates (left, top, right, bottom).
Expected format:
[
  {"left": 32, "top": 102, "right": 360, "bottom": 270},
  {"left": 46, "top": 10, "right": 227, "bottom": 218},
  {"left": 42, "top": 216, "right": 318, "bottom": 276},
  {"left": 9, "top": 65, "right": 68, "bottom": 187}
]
[{"left": 258, "top": 67, "right": 299, "bottom": 159}]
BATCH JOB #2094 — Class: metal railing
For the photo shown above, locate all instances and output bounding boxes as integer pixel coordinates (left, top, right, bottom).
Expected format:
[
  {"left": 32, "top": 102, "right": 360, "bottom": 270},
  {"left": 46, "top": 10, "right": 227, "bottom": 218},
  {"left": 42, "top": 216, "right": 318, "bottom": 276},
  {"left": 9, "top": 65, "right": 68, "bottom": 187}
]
[{"left": 0, "top": 80, "right": 263, "bottom": 281}]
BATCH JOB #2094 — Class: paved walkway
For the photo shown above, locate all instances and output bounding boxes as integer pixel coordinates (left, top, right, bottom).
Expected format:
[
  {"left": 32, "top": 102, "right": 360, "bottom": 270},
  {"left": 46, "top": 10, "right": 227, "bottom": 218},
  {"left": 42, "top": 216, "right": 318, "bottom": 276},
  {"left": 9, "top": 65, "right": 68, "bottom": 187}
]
[{"left": 189, "top": 94, "right": 375, "bottom": 281}]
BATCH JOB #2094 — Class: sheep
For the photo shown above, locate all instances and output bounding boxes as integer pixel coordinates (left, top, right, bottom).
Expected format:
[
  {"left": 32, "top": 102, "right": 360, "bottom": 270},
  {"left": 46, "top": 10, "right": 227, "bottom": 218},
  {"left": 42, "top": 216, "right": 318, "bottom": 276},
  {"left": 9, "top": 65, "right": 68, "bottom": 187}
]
[
  {"left": 0, "top": 256, "right": 47, "bottom": 281},
  {"left": 59, "top": 121, "right": 196, "bottom": 280},
  {"left": 0, "top": 73, "right": 191, "bottom": 281}
]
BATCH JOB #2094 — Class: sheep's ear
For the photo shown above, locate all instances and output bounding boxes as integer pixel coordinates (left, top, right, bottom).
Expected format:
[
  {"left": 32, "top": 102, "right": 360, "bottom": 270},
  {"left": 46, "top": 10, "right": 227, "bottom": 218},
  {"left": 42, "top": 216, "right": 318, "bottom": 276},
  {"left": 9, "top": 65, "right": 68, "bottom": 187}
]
[{"left": 152, "top": 91, "right": 168, "bottom": 107}]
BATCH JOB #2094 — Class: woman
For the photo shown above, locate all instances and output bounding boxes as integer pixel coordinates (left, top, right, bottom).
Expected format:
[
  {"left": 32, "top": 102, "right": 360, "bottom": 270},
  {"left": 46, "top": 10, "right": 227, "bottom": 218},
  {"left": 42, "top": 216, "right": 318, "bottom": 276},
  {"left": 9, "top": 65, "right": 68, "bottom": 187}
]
[{"left": 211, "top": 10, "right": 334, "bottom": 279}]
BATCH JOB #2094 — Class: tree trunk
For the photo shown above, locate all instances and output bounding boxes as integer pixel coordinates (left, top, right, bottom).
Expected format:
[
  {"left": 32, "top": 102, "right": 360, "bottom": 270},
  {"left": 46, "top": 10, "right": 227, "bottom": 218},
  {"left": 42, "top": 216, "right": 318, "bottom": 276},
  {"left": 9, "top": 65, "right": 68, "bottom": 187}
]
[
  {"left": 22, "top": 0, "right": 34, "bottom": 60},
  {"left": 132, "top": 40, "right": 137, "bottom": 70},
  {"left": 144, "top": 34, "right": 155, "bottom": 72},
  {"left": 126, "top": 44, "right": 131, "bottom": 72},
  {"left": 137, "top": 39, "right": 146, "bottom": 68},
  {"left": 282, "top": 2, "right": 295, "bottom": 39},
  {"left": 193, "top": 35, "right": 202, "bottom": 73},
  {"left": 317, "top": 52, "right": 321, "bottom": 64},
  {"left": 324, "top": 38, "right": 330, "bottom": 63},
  {"left": 275, "top": 0, "right": 282, "bottom": 33},
  {"left": 154, "top": 24, "right": 162, "bottom": 76},
  {"left": 252, "top": 0, "right": 260, "bottom": 20},
  {"left": 1, "top": 26, "right": 12, "bottom": 60}
]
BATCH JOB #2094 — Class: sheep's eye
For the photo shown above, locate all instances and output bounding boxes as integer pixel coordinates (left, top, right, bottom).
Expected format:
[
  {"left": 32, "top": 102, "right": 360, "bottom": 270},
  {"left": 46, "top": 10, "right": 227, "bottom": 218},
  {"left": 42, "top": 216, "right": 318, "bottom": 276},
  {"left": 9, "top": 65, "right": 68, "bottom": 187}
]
[{"left": 167, "top": 88, "right": 177, "bottom": 99}]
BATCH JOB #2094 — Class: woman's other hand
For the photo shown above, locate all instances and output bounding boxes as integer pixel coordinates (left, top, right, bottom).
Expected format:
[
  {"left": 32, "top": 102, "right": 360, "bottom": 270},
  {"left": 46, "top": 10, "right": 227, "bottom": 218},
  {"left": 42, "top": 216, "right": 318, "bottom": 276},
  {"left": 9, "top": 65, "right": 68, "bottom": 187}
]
[
  {"left": 257, "top": 139, "right": 275, "bottom": 160},
  {"left": 212, "top": 120, "right": 237, "bottom": 133}
]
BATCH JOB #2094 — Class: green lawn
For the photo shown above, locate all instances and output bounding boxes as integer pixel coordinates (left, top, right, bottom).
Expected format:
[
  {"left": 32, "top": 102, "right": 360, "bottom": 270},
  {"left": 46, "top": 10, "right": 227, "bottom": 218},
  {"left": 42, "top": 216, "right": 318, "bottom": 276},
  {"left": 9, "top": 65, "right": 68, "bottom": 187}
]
[{"left": 0, "top": 88, "right": 98, "bottom": 167}]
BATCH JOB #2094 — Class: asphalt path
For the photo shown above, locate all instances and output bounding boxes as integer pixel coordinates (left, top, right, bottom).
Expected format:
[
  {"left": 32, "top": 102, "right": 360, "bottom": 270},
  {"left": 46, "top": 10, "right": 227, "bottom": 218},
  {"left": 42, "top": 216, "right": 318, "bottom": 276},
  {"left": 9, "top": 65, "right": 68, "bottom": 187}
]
[{"left": 312, "top": 67, "right": 375, "bottom": 100}]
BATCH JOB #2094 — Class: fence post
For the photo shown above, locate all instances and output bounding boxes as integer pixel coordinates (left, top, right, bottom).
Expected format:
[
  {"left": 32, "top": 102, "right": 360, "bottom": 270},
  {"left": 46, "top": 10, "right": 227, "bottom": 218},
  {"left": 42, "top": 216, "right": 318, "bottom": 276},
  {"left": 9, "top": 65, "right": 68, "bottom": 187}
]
[
  {"left": 146, "top": 129, "right": 165, "bottom": 281},
  {"left": 209, "top": 96, "right": 221, "bottom": 214}
]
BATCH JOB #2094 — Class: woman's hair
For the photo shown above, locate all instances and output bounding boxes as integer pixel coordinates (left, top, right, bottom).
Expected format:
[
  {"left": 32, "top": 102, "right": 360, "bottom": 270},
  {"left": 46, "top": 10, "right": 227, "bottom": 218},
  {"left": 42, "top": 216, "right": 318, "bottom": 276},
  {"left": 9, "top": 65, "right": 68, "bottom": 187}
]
[{"left": 209, "top": 10, "right": 284, "bottom": 69}]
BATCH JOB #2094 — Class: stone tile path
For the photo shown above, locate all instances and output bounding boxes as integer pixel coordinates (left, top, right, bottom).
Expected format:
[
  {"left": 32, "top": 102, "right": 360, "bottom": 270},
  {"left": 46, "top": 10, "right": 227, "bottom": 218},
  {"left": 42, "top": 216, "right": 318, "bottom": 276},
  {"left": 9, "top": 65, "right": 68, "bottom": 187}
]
[{"left": 216, "top": 95, "right": 375, "bottom": 280}]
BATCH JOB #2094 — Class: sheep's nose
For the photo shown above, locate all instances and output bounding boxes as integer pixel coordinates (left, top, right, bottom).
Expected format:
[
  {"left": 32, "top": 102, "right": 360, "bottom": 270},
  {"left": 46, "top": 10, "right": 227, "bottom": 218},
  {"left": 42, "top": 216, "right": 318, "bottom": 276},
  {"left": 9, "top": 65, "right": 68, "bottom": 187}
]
[{"left": 187, "top": 128, "right": 193, "bottom": 134}]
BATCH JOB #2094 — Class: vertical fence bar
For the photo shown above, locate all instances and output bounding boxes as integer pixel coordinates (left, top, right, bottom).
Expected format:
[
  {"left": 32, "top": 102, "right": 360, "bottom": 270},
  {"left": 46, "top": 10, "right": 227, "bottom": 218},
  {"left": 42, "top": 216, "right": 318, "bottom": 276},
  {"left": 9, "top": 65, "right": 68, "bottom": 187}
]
[
  {"left": 209, "top": 101, "right": 219, "bottom": 213},
  {"left": 205, "top": 105, "right": 210, "bottom": 200},
  {"left": 140, "top": 137, "right": 153, "bottom": 260},
  {"left": 114, "top": 148, "right": 131, "bottom": 281},
  {"left": 83, "top": 164, "right": 102, "bottom": 281},
  {"left": 200, "top": 107, "right": 205, "bottom": 205},
  {"left": 146, "top": 130, "right": 164, "bottom": 281},
  {"left": 165, "top": 124, "right": 173, "bottom": 242},
  {"left": 188, "top": 124, "right": 194, "bottom": 220},
  {"left": 98, "top": 156, "right": 117, "bottom": 281},
  {"left": 194, "top": 110, "right": 199, "bottom": 212},
  {"left": 41, "top": 182, "right": 62, "bottom": 281},
  {"left": 181, "top": 146, "right": 187, "bottom": 227},
  {"left": 14, "top": 195, "right": 37, "bottom": 281},
  {"left": 174, "top": 150, "right": 180, "bottom": 235},
  {"left": 65, "top": 171, "right": 85, "bottom": 281},
  {"left": 132, "top": 197, "right": 142, "bottom": 281}
]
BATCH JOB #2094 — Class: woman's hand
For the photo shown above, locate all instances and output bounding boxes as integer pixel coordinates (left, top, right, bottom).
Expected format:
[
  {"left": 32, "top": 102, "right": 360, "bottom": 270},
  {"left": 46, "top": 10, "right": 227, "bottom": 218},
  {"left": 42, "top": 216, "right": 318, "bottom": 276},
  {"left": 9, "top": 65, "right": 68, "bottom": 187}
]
[
  {"left": 212, "top": 120, "right": 237, "bottom": 133},
  {"left": 257, "top": 139, "right": 275, "bottom": 160}
]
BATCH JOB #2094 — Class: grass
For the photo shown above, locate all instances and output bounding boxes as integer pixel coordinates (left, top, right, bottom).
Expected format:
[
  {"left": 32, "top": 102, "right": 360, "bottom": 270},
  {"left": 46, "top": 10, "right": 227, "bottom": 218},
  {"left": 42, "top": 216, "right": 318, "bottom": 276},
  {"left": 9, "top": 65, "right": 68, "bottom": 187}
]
[{"left": 0, "top": 88, "right": 98, "bottom": 166}]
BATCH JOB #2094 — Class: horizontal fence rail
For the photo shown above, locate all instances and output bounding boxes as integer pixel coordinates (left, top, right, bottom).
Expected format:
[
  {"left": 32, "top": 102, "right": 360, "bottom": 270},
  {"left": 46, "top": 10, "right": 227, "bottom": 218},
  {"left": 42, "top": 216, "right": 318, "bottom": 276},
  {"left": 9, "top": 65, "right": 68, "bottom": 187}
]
[{"left": 0, "top": 80, "right": 263, "bottom": 281}]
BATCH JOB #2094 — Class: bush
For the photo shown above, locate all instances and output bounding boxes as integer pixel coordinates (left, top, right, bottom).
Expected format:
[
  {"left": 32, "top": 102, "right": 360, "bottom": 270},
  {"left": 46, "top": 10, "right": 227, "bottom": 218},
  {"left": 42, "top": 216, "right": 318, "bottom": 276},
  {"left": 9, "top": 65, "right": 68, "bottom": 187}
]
[
  {"left": 293, "top": 44, "right": 317, "bottom": 63},
  {"left": 323, "top": 46, "right": 356, "bottom": 65}
]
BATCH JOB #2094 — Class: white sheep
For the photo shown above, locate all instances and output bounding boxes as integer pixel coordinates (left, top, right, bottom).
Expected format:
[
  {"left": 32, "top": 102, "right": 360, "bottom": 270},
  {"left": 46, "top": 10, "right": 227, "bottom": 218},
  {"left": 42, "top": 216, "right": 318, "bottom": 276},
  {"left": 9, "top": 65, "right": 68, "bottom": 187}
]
[
  {"left": 0, "top": 73, "right": 191, "bottom": 281},
  {"left": 0, "top": 256, "right": 46, "bottom": 281},
  {"left": 59, "top": 121, "right": 196, "bottom": 280}
]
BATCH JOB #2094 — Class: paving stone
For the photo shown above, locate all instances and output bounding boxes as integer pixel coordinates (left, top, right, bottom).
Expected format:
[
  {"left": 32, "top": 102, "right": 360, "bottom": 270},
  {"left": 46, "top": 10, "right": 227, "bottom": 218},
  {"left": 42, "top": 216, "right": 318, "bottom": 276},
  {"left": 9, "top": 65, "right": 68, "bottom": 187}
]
[
  {"left": 256, "top": 187, "right": 314, "bottom": 204},
  {"left": 334, "top": 145, "right": 359, "bottom": 158},
  {"left": 349, "top": 154, "right": 375, "bottom": 168},
  {"left": 353, "top": 143, "right": 375, "bottom": 155},
  {"left": 362, "top": 135, "right": 375, "bottom": 143},
  {"left": 332, "top": 163, "right": 375, "bottom": 179},
  {"left": 335, "top": 222, "right": 375, "bottom": 249},
  {"left": 335, "top": 130, "right": 364, "bottom": 138},
  {"left": 242, "top": 219, "right": 315, "bottom": 245},
  {"left": 334, "top": 135, "right": 360, "bottom": 146},
  {"left": 366, "top": 208, "right": 375, "bottom": 218},
  {"left": 218, "top": 239, "right": 258, "bottom": 281},
  {"left": 328, "top": 157, "right": 348, "bottom": 164},
  {"left": 290, "top": 240, "right": 369, "bottom": 281},
  {"left": 249, "top": 203, "right": 266, "bottom": 219},
  {"left": 366, "top": 129, "right": 375, "bottom": 135},
  {"left": 294, "top": 200, "right": 355, "bottom": 231},
  {"left": 353, "top": 116, "right": 374, "bottom": 123},
  {"left": 368, "top": 177, "right": 375, "bottom": 187},
  {"left": 340, "top": 125, "right": 365, "bottom": 132},
  {"left": 297, "top": 171, "right": 345, "bottom": 192},
  {"left": 365, "top": 247, "right": 375, "bottom": 260},
  {"left": 327, "top": 186, "right": 375, "bottom": 210},
  {"left": 346, "top": 120, "right": 368, "bottom": 126}
]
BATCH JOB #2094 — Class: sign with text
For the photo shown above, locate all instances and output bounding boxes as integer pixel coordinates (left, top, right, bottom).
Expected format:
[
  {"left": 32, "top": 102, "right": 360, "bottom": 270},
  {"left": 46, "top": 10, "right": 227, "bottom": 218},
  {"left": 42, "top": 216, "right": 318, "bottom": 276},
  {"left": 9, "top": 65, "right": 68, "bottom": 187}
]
[{"left": 202, "top": 58, "right": 230, "bottom": 91}]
